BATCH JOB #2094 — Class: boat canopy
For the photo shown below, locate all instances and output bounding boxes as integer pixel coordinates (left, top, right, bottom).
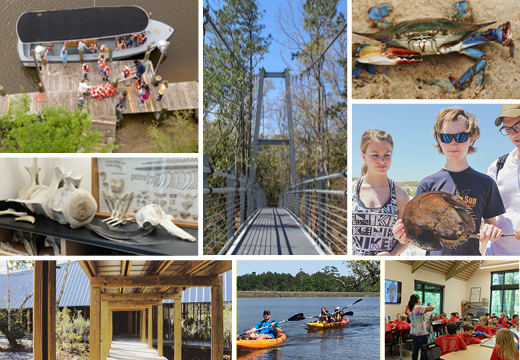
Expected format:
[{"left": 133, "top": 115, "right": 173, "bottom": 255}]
[{"left": 17, "top": 6, "right": 149, "bottom": 43}]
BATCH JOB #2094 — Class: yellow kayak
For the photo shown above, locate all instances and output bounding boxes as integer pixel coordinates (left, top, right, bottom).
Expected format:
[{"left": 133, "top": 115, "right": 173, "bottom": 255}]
[
  {"left": 237, "top": 333, "right": 287, "bottom": 349},
  {"left": 307, "top": 318, "right": 350, "bottom": 329}
]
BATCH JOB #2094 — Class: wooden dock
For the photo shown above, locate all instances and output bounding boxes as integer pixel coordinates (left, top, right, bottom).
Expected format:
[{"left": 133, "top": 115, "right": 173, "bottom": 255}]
[
  {"left": 107, "top": 337, "right": 167, "bottom": 360},
  {"left": 0, "top": 59, "right": 198, "bottom": 140}
]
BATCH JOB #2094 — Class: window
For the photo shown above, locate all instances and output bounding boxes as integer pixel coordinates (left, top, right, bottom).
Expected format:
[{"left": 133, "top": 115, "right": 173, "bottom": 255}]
[
  {"left": 490, "top": 270, "right": 519, "bottom": 317},
  {"left": 414, "top": 281, "right": 444, "bottom": 314}
]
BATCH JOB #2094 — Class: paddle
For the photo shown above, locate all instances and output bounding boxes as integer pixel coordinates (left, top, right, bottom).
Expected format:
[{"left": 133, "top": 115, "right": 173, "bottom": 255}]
[
  {"left": 237, "top": 312, "right": 305, "bottom": 338},
  {"left": 306, "top": 298, "right": 363, "bottom": 321}
]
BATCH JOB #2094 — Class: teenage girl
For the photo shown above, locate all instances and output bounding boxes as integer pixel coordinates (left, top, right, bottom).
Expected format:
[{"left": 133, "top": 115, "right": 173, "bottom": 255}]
[
  {"left": 491, "top": 329, "right": 519, "bottom": 360},
  {"left": 352, "top": 129, "right": 410, "bottom": 255}
]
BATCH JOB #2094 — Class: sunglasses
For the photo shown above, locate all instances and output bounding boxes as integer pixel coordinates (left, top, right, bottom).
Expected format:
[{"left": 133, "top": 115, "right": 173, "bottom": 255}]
[
  {"left": 438, "top": 132, "right": 470, "bottom": 144},
  {"left": 499, "top": 120, "right": 520, "bottom": 136}
]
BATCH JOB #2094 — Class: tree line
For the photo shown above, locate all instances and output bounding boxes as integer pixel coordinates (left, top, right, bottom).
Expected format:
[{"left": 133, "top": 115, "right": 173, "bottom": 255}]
[{"left": 237, "top": 262, "right": 379, "bottom": 292}]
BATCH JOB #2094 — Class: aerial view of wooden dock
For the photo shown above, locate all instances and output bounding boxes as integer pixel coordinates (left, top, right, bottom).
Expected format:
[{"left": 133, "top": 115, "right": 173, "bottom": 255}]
[{"left": 0, "top": 59, "right": 198, "bottom": 139}]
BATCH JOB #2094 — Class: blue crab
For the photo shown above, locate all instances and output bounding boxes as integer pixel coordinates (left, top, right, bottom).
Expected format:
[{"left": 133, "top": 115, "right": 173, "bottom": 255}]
[{"left": 353, "top": 2, "right": 514, "bottom": 90}]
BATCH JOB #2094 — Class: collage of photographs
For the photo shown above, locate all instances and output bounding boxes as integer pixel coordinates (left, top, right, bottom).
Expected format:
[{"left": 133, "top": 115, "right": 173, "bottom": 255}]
[{"left": 0, "top": 0, "right": 518, "bottom": 360}]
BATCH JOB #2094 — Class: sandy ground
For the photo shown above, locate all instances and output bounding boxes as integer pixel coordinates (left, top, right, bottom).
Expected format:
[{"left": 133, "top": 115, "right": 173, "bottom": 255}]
[
  {"left": 352, "top": 0, "right": 520, "bottom": 99},
  {"left": 114, "top": 114, "right": 198, "bottom": 153}
]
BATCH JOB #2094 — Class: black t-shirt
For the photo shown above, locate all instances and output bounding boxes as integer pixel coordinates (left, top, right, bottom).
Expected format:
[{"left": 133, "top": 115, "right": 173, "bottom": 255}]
[{"left": 416, "top": 167, "right": 505, "bottom": 256}]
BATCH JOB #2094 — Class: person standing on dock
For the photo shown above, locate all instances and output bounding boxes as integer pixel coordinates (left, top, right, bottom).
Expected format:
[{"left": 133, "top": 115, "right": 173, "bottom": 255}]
[
  {"left": 78, "top": 79, "right": 91, "bottom": 97},
  {"left": 78, "top": 39, "right": 88, "bottom": 53},
  {"left": 137, "top": 84, "right": 150, "bottom": 106},
  {"left": 115, "top": 90, "right": 127, "bottom": 122},
  {"left": 60, "top": 45, "right": 67, "bottom": 72},
  {"left": 157, "top": 80, "right": 168, "bottom": 101},
  {"left": 131, "top": 60, "right": 146, "bottom": 84}
]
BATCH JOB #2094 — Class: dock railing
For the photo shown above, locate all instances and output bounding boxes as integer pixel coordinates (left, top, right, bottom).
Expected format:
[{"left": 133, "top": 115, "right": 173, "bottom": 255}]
[
  {"left": 278, "top": 170, "right": 348, "bottom": 255},
  {"left": 203, "top": 155, "right": 267, "bottom": 255}
]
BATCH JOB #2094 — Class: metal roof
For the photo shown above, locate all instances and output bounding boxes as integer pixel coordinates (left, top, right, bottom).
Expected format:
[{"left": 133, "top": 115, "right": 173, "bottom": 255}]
[{"left": 0, "top": 262, "right": 231, "bottom": 309}]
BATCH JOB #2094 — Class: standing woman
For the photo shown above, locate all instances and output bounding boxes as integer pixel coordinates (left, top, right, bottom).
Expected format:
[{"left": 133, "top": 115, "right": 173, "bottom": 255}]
[
  {"left": 352, "top": 129, "right": 411, "bottom": 255},
  {"left": 408, "top": 294, "right": 435, "bottom": 360}
]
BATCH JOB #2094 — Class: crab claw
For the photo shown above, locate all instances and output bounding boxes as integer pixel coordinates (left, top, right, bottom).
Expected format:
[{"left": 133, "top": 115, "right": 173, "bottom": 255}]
[
  {"left": 494, "top": 22, "right": 514, "bottom": 57},
  {"left": 367, "top": 3, "right": 394, "bottom": 29},
  {"left": 358, "top": 44, "right": 422, "bottom": 65}
]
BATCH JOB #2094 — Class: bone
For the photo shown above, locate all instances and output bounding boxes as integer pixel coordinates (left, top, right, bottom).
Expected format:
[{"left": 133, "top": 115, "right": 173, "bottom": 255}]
[
  {"left": 181, "top": 201, "right": 193, "bottom": 211},
  {"left": 135, "top": 204, "right": 195, "bottom": 242},
  {"left": 140, "top": 190, "right": 149, "bottom": 195},
  {"left": 103, "top": 182, "right": 109, "bottom": 191},
  {"left": 190, "top": 194, "right": 197, "bottom": 199},
  {"left": 12, "top": 231, "right": 37, "bottom": 256},
  {"left": 44, "top": 237, "right": 61, "bottom": 255},
  {"left": 0, "top": 242, "right": 28, "bottom": 255},
  {"left": 110, "top": 179, "right": 124, "bottom": 193},
  {"left": 192, "top": 215, "right": 198, "bottom": 221},
  {"left": 99, "top": 172, "right": 106, "bottom": 181},
  {"left": 160, "top": 200, "right": 167, "bottom": 207},
  {"left": 15, "top": 216, "right": 36, "bottom": 224},
  {"left": 155, "top": 192, "right": 167, "bottom": 198},
  {"left": 0, "top": 209, "right": 29, "bottom": 217},
  {"left": 180, "top": 211, "right": 190, "bottom": 219}
]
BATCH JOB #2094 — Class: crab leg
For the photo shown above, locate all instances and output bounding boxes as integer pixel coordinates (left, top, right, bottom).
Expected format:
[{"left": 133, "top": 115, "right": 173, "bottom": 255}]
[{"left": 458, "top": 22, "right": 514, "bottom": 57}]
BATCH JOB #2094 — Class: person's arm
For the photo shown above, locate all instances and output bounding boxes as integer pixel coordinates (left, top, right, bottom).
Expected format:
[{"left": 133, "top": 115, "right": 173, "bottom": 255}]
[
  {"left": 480, "top": 218, "right": 504, "bottom": 254},
  {"left": 425, "top": 303, "right": 435, "bottom": 312}
]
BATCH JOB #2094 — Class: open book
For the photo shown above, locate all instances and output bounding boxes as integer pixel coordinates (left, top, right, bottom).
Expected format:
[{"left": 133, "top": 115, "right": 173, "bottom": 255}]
[{"left": 480, "top": 338, "right": 496, "bottom": 348}]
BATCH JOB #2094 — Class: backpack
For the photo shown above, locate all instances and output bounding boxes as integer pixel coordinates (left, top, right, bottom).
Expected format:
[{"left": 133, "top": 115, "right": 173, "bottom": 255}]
[{"left": 496, "top": 153, "right": 509, "bottom": 179}]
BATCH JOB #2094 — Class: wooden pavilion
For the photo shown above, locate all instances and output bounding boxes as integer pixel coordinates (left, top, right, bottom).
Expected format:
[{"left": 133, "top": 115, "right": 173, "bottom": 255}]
[{"left": 33, "top": 260, "right": 231, "bottom": 360}]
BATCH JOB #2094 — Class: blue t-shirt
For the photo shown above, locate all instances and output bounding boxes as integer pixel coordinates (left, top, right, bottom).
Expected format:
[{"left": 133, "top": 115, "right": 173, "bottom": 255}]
[
  {"left": 416, "top": 167, "right": 505, "bottom": 256},
  {"left": 60, "top": 47, "right": 67, "bottom": 62},
  {"left": 136, "top": 61, "right": 145, "bottom": 76},
  {"left": 254, "top": 319, "right": 280, "bottom": 337}
]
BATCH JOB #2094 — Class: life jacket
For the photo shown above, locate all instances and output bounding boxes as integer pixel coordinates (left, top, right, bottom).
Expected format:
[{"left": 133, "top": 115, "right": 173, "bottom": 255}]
[
  {"left": 104, "top": 67, "right": 111, "bottom": 76},
  {"left": 135, "top": 33, "right": 143, "bottom": 44},
  {"left": 99, "top": 44, "right": 108, "bottom": 52},
  {"left": 103, "top": 84, "right": 116, "bottom": 97},
  {"left": 82, "top": 64, "right": 90, "bottom": 73},
  {"left": 135, "top": 80, "right": 141, "bottom": 92},
  {"left": 122, "top": 66, "right": 130, "bottom": 78},
  {"left": 90, "top": 85, "right": 104, "bottom": 100}
]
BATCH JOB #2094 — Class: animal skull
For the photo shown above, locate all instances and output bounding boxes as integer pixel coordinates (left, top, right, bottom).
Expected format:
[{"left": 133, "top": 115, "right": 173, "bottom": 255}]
[{"left": 135, "top": 204, "right": 195, "bottom": 242}]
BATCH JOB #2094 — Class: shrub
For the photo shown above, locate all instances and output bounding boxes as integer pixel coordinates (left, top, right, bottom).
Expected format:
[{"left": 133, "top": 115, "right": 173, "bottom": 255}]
[
  {"left": 56, "top": 307, "right": 90, "bottom": 350},
  {"left": 147, "top": 111, "right": 198, "bottom": 153}
]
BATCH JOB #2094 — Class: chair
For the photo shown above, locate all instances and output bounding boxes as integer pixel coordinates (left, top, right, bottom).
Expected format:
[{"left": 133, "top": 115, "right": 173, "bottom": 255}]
[
  {"left": 432, "top": 323, "right": 443, "bottom": 338},
  {"left": 422, "top": 342, "right": 442, "bottom": 360},
  {"left": 385, "top": 331, "right": 395, "bottom": 355},
  {"left": 397, "top": 328, "right": 412, "bottom": 360},
  {"left": 456, "top": 321, "right": 462, "bottom": 333}
]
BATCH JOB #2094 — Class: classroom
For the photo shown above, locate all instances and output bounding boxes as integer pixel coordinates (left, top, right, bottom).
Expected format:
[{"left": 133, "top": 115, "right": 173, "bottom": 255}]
[{"left": 385, "top": 260, "right": 519, "bottom": 360}]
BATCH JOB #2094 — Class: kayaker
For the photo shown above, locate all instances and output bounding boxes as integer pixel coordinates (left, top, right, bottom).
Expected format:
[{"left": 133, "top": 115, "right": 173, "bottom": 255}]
[
  {"left": 332, "top": 307, "right": 344, "bottom": 322},
  {"left": 319, "top": 307, "right": 331, "bottom": 324},
  {"left": 245, "top": 310, "right": 282, "bottom": 340}
]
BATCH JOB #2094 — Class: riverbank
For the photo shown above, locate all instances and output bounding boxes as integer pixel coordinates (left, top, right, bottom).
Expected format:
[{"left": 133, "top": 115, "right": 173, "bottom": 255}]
[{"left": 237, "top": 291, "right": 379, "bottom": 298}]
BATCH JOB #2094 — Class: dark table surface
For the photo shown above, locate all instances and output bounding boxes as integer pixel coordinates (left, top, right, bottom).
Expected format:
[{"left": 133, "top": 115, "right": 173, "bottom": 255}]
[{"left": 0, "top": 200, "right": 198, "bottom": 256}]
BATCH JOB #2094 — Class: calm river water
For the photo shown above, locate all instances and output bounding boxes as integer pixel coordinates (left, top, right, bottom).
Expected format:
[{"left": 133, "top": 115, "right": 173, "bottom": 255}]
[
  {"left": 237, "top": 297, "right": 380, "bottom": 360},
  {"left": 0, "top": 0, "right": 197, "bottom": 94}
]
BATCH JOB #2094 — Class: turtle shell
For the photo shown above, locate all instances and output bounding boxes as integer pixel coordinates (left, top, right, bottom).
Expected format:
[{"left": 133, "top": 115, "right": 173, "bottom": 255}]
[{"left": 402, "top": 191, "right": 476, "bottom": 251}]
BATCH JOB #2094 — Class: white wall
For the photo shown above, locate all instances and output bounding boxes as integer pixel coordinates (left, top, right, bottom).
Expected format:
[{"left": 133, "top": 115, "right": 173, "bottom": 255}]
[
  {"left": 0, "top": 157, "right": 92, "bottom": 200},
  {"left": 385, "top": 261, "right": 467, "bottom": 318}
]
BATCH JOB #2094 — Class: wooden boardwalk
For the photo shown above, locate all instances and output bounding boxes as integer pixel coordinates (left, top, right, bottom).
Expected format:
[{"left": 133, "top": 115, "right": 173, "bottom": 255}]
[
  {"left": 229, "top": 208, "right": 323, "bottom": 255},
  {"left": 0, "top": 60, "right": 198, "bottom": 141},
  {"left": 107, "top": 337, "right": 166, "bottom": 360}
]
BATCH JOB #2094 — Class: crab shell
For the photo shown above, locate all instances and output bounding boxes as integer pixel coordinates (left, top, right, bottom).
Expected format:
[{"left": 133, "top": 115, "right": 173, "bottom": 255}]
[{"left": 402, "top": 191, "right": 476, "bottom": 251}]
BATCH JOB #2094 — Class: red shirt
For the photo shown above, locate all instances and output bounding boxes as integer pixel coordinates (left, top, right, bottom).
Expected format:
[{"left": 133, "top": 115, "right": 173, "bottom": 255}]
[
  {"left": 448, "top": 317, "right": 457, "bottom": 322},
  {"left": 385, "top": 323, "right": 393, "bottom": 341},
  {"left": 394, "top": 321, "right": 411, "bottom": 331},
  {"left": 457, "top": 333, "right": 480, "bottom": 345},
  {"left": 432, "top": 316, "right": 440, "bottom": 321},
  {"left": 500, "top": 321, "right": 510, "bottom": 329},
  {"left": 441, "top": 318, "right": 448, "bottom": 324},
  {"left": 490, "top": 344, "right": 519, "bottom": 360},
  {"left": 490, "top": 327, "right": 498, "bottom": 335},
  {"left": 456, "top": 316, "right": 460, "bottom": 320},
  {"left": 434, "top": 334, "right": 467, "bottom": 355},
  {"left": 474, "top": 325, "right": 492, "bottom": 340},
  {"left": 511, "top": 319, "right": 517, "bottom": 326}
]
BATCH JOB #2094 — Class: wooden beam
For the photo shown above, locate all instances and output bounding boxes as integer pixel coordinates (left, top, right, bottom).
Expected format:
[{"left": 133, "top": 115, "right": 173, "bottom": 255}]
[
  {"left": 78, "top": 261, "right": 93, "bottom": 278},
  {"left": 411, "top": 261, "right": 427, "bottom": 273},
  {"left": 141, "top": 310, "right": 145, "bottom": 343},
  {"left": 196, "top": 261, "right": 232, "bottom": 276},
  {"left": 109, "top": 309, "right": 113, "bottom": 354},
  {"left": 90, "top": 287, "right": 102, "bottom": 360},
  {"left": 445, "top": 261, "right": 463, "bottom": 281},
  {"left": 111, "top": 307, "right": 152, "bottom": 311},
  {"left": 446, "top": 261, "right": 480, "bottom": 281},
  {"left": 170, "top": 261, "right": 210, "bottom": 276},
  {"left": 33, "top": 261, "right": 57, "bottom": 360},
  {"left": 211, "top": 286, "right": 223, "bottom": 360},
  {"left": 174, "top": 294, "right": 181, "bottom": 360},
  {"left": 158, "top": 301, "right": 163, "bottom": 356},
  {"left": 87, "top": 260, "right": 98, "bottom": 277},
  {"left": 156, "top": 260, "right": 174, "bottom": 275},
  {"left": 101, "top": 301, "right": 108, "bottom": 360},
  {"left": 91, "top": 275, "right": 222, "bottom": 288},
  {"left": 148, "top": 307, "right": 153, "bottom": 349},
  {"left": 102, "top": 292, "right": 181, "bottom": 301},
  {"left": 108, "top": 300, "right": 161, "bottom": 307}
]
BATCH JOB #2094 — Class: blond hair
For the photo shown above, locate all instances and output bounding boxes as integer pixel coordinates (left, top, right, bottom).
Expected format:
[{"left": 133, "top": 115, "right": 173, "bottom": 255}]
[
  {"left": 360, "top": 129, "right": 394, "bottom": 176},
  {"left": 495, "top": 329, "right": 519, "bottom": 360},
  {"left": 399, "top": 314, "right": 407, "bottom": 322},
  {"left": 432, "top": 107, "right": 480, "bottom": 154},
  {"left": 161, "top": 80, "right": 169, "bottom": 88},
  {"left": 480, "top": 316, "right": 488, "bottom": 323}
]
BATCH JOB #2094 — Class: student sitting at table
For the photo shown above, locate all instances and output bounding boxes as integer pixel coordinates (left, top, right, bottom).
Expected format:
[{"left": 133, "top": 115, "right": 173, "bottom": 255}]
[
  {"left": 457, "top": 323, "right": 481, "bottom": 345},
  {"left": 432, "top": 313, "right": 440, "bottom": 321},
  {"left": 392, "top": 313, "right": 400, "bottom": 325},
  {"left": 511, "top": 315, "right": 518, "bottom": 327},
  {"left": 395, "top": 314, "right": 411, "bottom": 332},
  {"left": 491, "top": 328, "right": 520, "bottom": 360},
  {"left": 456, "top": 312, "right": 460, "bottom": 321},
  {"left": 434, "top": 322, "right": 467, "bottom": 356},
  {"left": 490, "top": 320, "right": 500, "bottom": 335},
  {"left": 385, "top": 321, "right": 394, "bottom": 341},
  {"left": 440, "top": 313, "right": 448, "bottom": 324},
  {"left": 499, "top": 313, "right": 506, "bottom": 322},
  {"left": 500, "top": 316, "right": 511, "bottom": 329},
  {"left": 448, "top": 313, "right": 458, "bottom": 322},
  {"left": 475, "top": 316, "right": 494, "bottom": 340}
]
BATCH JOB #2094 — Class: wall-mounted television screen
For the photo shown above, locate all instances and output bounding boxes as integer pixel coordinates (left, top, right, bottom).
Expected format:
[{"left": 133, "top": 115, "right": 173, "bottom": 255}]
[{"left": 385, "top": 279, "right": 402, "bottom": 304}]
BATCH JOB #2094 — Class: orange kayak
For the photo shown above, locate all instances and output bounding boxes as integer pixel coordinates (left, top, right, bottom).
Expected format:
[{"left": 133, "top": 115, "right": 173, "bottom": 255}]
[
  {"left": 237, "top": 333, "right": 286, "bottom": 350},
  {"left": 307, "top": 317, "right": 349, "bottom": 329}
]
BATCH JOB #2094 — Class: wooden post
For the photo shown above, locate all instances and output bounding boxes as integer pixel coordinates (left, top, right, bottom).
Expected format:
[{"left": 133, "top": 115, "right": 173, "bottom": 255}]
[
  {"left": 211, "top": 286, "right": 223, "bottom": 360},
  {"left": 101, "top": 301, "right": 108, "bottom": 360},
  {"left": 31, "top": 49, "right": 45, "bottom": 93},
  {"left": 79, "top": 48, "right": 84, "bottom": 64},
  {"left": 158, "top": 301, "right": 163, "bottom": 356},
  {"left": 152, "top": 75, "right": 162, "bottom": 87},
  {"left": 154, "top": 105, "right": 168, "bottom": 126},
  {"left": 110, "top": 77, "right": 119, "bottom": 88},
  {"left": 0, "top": 86, "right": 5, "bottom": 97},
  {"left": 109, "top": 310, "right": 113, "bottom": 351},
  {"left": 141, "top": 310, "right": 145, "bottom": 343},
  {"left": 143, "top": 45, "right": 152, "bottom": 63},
  {"left": 33, "top": 261, "right": 56, "bottom": 360},
  {"left": 90, "top": 287, "right": 102, "bottom": 360},
  {"left": 174, "top": 294, "right": 182, "bottom": 360},
  {"left": 148, "top": 307, "right": 153, "bottom": 349},
  {"left": 108, "top": 47, "right": 113, "bottom": 63},
  {"left": 128, "top": 312, "right": 131, "bottom": 336}
]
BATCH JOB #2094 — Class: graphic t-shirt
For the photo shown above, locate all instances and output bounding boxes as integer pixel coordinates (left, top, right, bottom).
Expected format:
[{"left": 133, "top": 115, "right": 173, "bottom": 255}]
[
  {"left": 434, "top": 334, "right": 466, "bottom": 355},
  {"left": 394, "top": 321, "right": 411, "bottom": 331},
  {"left": 458, "top": 333, "right": 480, "bottom": 345},
  {"left": 409, "top": 305, "right": 428, "bottom": 336},
  {"left": 416, "top": 167, "right": 505, "bottom": 255}
]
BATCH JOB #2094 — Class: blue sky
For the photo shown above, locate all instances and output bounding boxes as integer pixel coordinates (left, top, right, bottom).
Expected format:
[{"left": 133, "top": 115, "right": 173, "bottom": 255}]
[
  {"left": 237, "top": 260, "right": 353, "bottom": 277},
  {"left": 352, "top": 104, "right": 515, "bottom": 182}
]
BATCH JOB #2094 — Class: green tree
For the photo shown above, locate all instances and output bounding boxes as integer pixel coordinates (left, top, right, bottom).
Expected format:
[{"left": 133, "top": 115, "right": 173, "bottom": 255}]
[
  {"left": 0, "top": 92, "right": 117, "bottom": 153},
  {"left": 147, "top": 111, "right": 198, "bottom": 153},
  {"left": 344, "top": 261, "right": 380, "bottom": 292},
  {"left": 0, "top": 295, "right": 31, "bottom": 347}
]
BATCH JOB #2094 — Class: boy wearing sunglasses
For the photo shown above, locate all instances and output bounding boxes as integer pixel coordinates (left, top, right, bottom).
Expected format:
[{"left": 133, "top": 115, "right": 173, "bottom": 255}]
[
  {"left": 485, "top": 104, "right": 520, "bottom": 255},
  {"left": 393, "top": 107, "right": 504, "bottom": 255}
]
